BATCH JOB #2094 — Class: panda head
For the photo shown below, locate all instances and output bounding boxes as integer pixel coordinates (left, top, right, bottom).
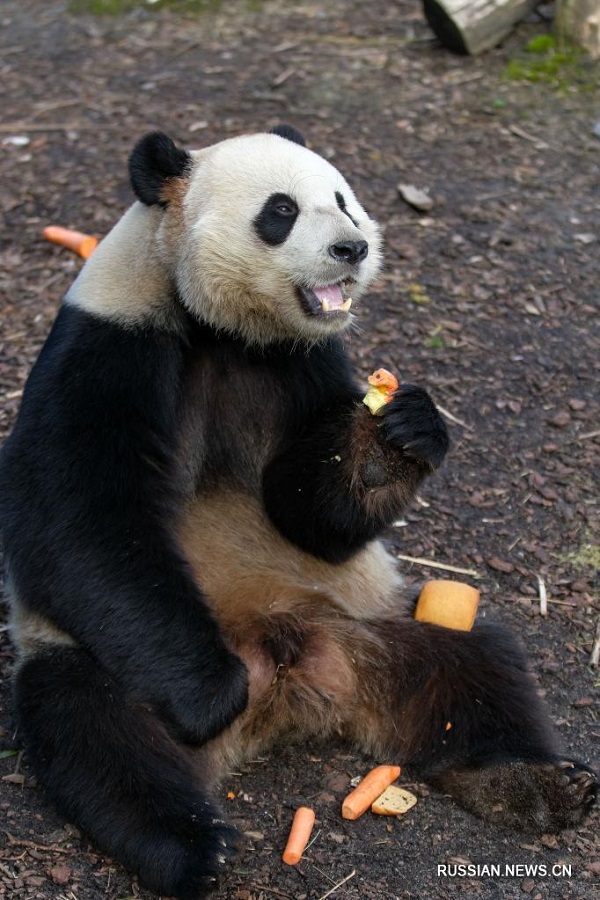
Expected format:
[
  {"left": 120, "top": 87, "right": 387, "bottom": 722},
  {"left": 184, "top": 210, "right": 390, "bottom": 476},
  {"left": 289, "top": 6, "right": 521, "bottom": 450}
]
[{"left": 129, "top": 126, "right": 382, "bottom": 345}]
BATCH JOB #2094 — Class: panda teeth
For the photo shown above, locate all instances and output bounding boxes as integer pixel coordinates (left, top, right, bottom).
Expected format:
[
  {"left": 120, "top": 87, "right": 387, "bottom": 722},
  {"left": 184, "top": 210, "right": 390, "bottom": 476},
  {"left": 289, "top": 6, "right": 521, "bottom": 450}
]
[{"left": 319, "top": 297, "right": 352, "bottom": 313}]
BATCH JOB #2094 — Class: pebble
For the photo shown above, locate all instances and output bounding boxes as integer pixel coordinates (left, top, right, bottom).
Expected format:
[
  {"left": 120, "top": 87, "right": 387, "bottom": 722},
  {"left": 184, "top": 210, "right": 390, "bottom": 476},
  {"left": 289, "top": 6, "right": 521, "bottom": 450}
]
[
  {"left": 397, "top": 183, "right": 434, "bottom": 212},
  {"left": 487, "top": 556, "right": 515, "bottom": 573},
  {"left": 49, "top": 865, "right": 71, "bottom": 885},
  {"left": 548, "top": 411, "right": 571, "bottom": 428}
]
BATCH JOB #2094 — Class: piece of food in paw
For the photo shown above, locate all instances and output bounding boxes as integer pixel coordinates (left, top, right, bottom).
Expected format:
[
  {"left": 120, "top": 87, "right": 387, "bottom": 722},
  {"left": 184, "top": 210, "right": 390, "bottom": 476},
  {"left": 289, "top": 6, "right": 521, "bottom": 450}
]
[
  {"left": 362, "top": 368, "right": 399, "bottom": 415},
  {"left": 414, "top": 579, "right": 480, "bottom": 631},
  {"left": 371, "top": 784, "right": 418, "bottom": 816}
]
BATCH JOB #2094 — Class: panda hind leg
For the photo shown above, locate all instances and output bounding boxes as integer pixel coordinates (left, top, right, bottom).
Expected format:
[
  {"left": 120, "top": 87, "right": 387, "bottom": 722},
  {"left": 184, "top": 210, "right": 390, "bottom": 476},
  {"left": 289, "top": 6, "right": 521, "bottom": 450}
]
[
  {"left": 342, "top": 618, "right": 598, "bottom": 832},
  {"left": 14, "top": 645, "right": 235, "bottom": 899},
  {"left": 431, "top": 757, "right": 597, "bottom": 832}
]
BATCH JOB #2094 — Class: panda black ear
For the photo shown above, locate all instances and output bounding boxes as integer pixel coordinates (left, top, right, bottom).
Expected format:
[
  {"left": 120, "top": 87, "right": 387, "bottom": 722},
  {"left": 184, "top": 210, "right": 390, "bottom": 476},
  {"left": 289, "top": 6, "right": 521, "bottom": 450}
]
[
  {"left": 129, "top": 132, "right": 193, "bottom": 206},
  {"left": 269, "top": 124, "right": 306, "bottom": 147}
]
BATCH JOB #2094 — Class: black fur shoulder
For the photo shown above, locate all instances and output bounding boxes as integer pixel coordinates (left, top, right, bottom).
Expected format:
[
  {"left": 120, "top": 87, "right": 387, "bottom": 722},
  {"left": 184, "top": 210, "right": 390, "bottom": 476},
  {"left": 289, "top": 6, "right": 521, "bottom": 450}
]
[{"left": 0, "top": 302, "right": 248, "bottom": 746}]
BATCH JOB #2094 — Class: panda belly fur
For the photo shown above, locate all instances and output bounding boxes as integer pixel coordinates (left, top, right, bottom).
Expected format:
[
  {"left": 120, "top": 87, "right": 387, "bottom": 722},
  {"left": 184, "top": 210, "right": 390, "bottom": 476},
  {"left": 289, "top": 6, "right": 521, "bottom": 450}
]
[{"left": 0, "top": 127, "right": 596, "bottom": 899}]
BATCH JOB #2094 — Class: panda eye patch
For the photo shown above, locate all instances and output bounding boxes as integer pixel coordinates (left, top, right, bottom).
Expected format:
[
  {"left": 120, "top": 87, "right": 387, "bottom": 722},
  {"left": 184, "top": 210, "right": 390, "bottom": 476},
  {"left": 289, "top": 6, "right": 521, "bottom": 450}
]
[
  {"left": 254, "top": 193, "right": 299, "bottom": 246},
  {"left": 335, "top": 191, "right": 359, "bottom": 228}
]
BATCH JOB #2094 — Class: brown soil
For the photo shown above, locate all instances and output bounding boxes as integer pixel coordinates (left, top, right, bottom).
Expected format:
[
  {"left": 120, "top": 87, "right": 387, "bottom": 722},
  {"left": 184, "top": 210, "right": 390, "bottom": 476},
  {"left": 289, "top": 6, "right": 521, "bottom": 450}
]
[{"left": 0, "top": 2, "right": 598, "bottom": 899}]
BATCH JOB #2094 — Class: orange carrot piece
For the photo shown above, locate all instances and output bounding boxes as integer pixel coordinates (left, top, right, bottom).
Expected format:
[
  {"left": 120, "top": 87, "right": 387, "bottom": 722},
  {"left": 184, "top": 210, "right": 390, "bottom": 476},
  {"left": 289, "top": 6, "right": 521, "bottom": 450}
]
[
  {"left": 367, "top": 368, "right": 399, "bottom": 398},
  {"left": 414, "top": 580, "right": 480, "bottom": 632},
  {"left": 282, "top": 806, "right": 316, "bottom": 865},
  {"left": 43, "top": 226, "right": 98, "bottom": 259},
  {"left": 341, "top": 765, "right": 402, "bottom": 820}
]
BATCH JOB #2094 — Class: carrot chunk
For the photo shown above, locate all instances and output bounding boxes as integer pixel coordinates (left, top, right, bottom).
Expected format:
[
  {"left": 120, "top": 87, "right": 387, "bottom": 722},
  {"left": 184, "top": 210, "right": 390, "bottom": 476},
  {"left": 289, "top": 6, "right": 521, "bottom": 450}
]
[
  {"left": 414, "top": 580, "right": 480, "bottom": 631},
  {"left": 341, "top": 765, "right": 402, "bottom": 820},
  {"left": 363, "top": 368, "right": 399, "bottom": 415},
  {"left": 282, "top": 806, "right": 316, "bottom": 865},
  {"left": 43, "top": 226, "right": 98, "bottom": 259}
]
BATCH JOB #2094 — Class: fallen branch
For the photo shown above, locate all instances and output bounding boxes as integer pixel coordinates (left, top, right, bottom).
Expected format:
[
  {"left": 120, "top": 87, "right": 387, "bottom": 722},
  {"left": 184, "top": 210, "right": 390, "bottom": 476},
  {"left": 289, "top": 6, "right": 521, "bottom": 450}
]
[
  {"left": 590, "top": 617, "right": 600, "bottom": 668},
  {"left": 537, "top": 576, "right": 548, "bottom": 617},
  {"left": 437, "top": 405, "right": 474, "bottom": 431},
  {"left": 2, "top": 832, "right": 70, "bottom": 855},
  {"left": 248, "top": 884, "right": 294, "bottom": 899},
  {"left": 544, "top": 598, "right": 579, "bottom": 607},
  {"left": 508, "top": 123, "right": 550, "bottom": 150},
  {"left": 423, "top": 0, "right": 538, "bottom": 55},
  {"left": 396, "top": 554, "right": 480, "bottom": 578},
  {"left": 317, "top": 869, "right": 357, "bottom": 900}
]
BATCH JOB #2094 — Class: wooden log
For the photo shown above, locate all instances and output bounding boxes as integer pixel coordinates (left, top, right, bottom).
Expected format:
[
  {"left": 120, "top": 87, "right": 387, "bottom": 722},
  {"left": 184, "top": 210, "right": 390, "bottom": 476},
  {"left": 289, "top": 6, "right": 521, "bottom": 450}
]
[
  {"left": 556, "top": 0, "right": 600, "bottom": 58},
  {"left": 423, "top": 0, "right": 539, "bottom": 55}
]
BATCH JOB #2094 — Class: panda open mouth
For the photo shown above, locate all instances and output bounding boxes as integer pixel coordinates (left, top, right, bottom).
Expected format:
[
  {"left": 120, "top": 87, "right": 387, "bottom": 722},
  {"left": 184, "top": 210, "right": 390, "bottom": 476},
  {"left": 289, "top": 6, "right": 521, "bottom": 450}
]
[{"left": 297, "top": 280, "right": 354, "bottom": 317}]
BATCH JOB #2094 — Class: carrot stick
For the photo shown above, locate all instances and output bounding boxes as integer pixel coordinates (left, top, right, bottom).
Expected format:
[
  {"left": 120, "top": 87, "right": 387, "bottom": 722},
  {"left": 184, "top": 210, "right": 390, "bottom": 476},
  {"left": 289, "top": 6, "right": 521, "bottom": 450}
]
[
  {"left": 43, "top": 226, "right": 98, "bottom": 259},
  {"left": 367, "top": 368, "right": 399, "bottom": 396},
  {"left": 341, "top": 765, "right": 402, "bottom": 820},
  {"left": 282, "top": 806, "right": 316, "bottom": 865}
]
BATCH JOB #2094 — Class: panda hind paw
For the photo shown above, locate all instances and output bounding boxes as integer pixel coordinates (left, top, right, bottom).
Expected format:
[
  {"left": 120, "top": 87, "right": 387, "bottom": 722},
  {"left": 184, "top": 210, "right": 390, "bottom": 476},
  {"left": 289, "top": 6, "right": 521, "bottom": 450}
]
[{"left": 537, "top": 759, "right": 598, "bottom": 827}]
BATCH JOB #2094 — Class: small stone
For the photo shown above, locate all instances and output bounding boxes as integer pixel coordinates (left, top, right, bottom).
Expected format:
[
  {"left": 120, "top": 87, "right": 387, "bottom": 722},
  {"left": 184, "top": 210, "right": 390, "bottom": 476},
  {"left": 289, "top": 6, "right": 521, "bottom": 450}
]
[
  {"left": 397, "top": 183, "right": 434, "bottom": 212},
  {"left": 327, "top": 831, "right": 345, "bottom": 844},
  {"left": 487, "top": 557, "right": 515, "bottom": 573},
  {"left": 1, "top": 773, "right": 25, "bottom": 784},
  {"left": 326, "top": 772, "right": 350, "bottom": 793},
  {"left": 548, "top": 411, "right": 571, "bottom": 428},
  {"left": 571, "top": 579, "right": 588, "bottom": 592},
  {"left": 49, "top": 865, "right": 71, "bottom": 885},
  {"left": 541, "top": 834, "right": 559, "bottom": 849},
  {"left": 2, "top": 135, "right": 30, "bottom": 147},
  {"left": 521, "top": 878, "right": 535, "bottom": 893},
  {"left": 572, "top": 697, "right": 593, "bottom": 709},
  {"left": 243, "top": 830, "right": 264, "bottom": 842}
]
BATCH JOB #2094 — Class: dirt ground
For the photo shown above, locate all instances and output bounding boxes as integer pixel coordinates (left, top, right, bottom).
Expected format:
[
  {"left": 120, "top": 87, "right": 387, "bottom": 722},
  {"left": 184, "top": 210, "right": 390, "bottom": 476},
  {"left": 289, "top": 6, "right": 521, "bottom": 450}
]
[{"left": 0, "top": 1, "right": 599, "bottom": 898}]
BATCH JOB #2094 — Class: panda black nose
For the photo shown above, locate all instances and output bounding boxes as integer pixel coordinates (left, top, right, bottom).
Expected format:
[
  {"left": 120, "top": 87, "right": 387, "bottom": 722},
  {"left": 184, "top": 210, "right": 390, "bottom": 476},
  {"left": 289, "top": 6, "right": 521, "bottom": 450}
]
[{"left": 328, "top": 240, "right": 369, "bottom": 265}]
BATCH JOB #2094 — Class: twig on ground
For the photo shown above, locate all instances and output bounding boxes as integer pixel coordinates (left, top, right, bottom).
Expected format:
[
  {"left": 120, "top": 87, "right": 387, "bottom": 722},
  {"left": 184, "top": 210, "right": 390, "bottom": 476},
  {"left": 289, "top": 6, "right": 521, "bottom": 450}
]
[
  {"left": 590, "top": 618, "right": 600, "bottom": 668},
  {"left": 317, "top": 869, "right": 357, "bottom": 900},
  {"left": 248, "top": 884, "right": 294, "bottom": 899},
  {"left": 396, "top": 554, "right": 480, "bottom": 578},
  {"left": 537, "top": 576, "right": 548, "bottom": 617},
  {"left": 437, "top": 405, "right": 474, "bottom": 431},
  {"left": 2, "top": 832, "right": 70, "bottom": 854},
  {"left": 559, "top": 429, "right": 600, "bottom": 447}
]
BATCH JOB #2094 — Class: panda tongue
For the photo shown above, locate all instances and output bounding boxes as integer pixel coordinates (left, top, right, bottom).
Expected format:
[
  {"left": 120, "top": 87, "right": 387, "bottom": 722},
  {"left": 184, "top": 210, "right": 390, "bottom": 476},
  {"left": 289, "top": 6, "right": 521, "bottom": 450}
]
[{"left": 313, "top": 283, "right": 344, "bottom": 310}]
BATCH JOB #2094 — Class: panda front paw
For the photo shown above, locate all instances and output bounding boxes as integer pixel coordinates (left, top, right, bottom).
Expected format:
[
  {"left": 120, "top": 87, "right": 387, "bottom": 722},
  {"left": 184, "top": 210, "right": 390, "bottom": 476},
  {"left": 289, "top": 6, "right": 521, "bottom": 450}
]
[
  {"left": 160, "top": 648, "right": 249, "bottom": 746},
  {"left": 381, "top": 384, "right": 449, "bottom": 471}
]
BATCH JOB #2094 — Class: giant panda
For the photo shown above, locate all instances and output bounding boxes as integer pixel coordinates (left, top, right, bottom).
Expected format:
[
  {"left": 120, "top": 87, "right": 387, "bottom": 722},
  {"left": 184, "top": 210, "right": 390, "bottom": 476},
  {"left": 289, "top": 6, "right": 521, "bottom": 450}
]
[{"left": 0, "top": 125, "right": 596, "bottom": 898}]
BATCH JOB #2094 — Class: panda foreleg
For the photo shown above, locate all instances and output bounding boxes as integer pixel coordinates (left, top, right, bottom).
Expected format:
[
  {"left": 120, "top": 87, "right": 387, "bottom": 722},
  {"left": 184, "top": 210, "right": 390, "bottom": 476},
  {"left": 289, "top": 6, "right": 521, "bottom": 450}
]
[
  {"left": 344, "top": 618, "right": 597, "bottom": 831},
  {"left": 0, "top": 305, "right": 248, "bottom": 747},
  {"left": 263, "top": 384, "right": 448, "bottom": 564},
  {"left": 14, "top": 645, "right": 236, "bottom": 899}
]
